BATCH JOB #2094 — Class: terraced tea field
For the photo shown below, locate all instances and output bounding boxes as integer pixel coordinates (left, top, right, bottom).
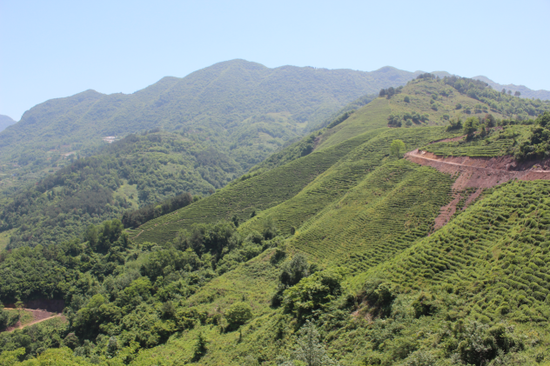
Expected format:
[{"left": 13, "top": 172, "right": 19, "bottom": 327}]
[
  {"left": 372, "top": 180, "right": 550, "bottom": 324},
  {"left": 288, "top": 160, "right": 454, "bottom": 272}
]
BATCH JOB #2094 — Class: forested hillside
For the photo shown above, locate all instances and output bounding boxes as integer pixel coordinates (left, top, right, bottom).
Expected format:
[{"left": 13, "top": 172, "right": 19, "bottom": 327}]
[
  {"left": 0, "top": 130, "right": 242, "bottom": 249},
  {"left": 0, "top": 60, "right": 420, "bottom": 195},
  {"left": 1, "top": 75, "right": 550, "bottom": 365}
]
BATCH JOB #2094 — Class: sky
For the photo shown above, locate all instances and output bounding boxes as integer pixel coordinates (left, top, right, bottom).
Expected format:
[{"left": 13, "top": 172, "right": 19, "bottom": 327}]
[{"left": 1, "top": 0, "right": 549, "bottom": 121}]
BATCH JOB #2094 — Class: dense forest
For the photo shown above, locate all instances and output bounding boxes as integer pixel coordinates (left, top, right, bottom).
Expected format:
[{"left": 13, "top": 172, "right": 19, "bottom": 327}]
[
  {"left": 0, "top": 131, "right": 236, "bottom": 249},
  {"left": 1, "top": 76, "right": 550, "bottom": 365}
]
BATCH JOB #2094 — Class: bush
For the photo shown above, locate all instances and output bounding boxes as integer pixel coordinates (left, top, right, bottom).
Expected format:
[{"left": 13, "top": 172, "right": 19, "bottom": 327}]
[
  {"left": 225, "top": 302, "right": 253, "bottom": 330},
  {"left": 283, "top": 270, "right": 342, "bottom": 321}
]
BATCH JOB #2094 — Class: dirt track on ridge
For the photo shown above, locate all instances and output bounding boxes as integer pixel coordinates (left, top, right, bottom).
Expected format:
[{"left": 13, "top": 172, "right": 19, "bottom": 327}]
[
  {"left": 2, "top": 308, "right": 65, "bottom": 332},
  {"left": 405, "top": 149, "right": 550, "bottom": 230}
]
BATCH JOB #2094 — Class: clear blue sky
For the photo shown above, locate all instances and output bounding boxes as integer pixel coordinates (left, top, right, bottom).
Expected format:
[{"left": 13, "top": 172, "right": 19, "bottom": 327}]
[{"left": 1, "top": 0, "right": 549, "bottom": 121}]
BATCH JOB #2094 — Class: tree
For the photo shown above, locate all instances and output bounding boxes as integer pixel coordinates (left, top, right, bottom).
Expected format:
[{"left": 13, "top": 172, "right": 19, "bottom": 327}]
[
  {"left": 514, "top": 91, "right": 521, "bottom": 97},
  {"left": 225, "top": 302, "right": 253, "bottom": 330},
  {"left": 404, "top": 96, "right": 410, "bottom": 103},
  {"left": 463, "top": 117, "right": 478, "bottom": 140},
  {"left": 390, "top": 139, "right": 406, "bottom": 158},
  {"left": 287, "top": 321, "right": 337, "bottom": 366},
  {"left": 192, "top": 332, "right": 208, "bottom": 361}
]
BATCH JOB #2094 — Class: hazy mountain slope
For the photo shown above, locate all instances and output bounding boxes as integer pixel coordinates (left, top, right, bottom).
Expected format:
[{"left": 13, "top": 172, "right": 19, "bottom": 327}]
[
  {"left": 0, "top": 60, "right": 421, "bottom": 193},
  {"left": 474, "top": 75, "right": 550, "bottom": 100},
  {"left": 0, "top": 115, "right": 15, "bottom": 133}
]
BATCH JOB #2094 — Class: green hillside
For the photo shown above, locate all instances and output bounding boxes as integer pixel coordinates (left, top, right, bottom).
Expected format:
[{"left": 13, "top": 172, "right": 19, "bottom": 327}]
[
  {"left": 2, "top": 77, "right": 550, "bottom": 365},
  {"left": 0, "top": 131, "right": 239, "bottom": 248},
  {"left": 134, "top": 74, "right": 550, "bottom": 245},
  {"left": 0, "top": 61, "right": 420, "bottom": 195}
]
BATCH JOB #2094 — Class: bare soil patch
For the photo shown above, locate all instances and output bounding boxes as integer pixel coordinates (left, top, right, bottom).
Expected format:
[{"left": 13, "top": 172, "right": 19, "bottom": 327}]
[
  {"left": 3, "top": 309, "right": 65, "bottom": 332},
  {"left": 406, "top": 149, "right": 550, "bottom": 230}
]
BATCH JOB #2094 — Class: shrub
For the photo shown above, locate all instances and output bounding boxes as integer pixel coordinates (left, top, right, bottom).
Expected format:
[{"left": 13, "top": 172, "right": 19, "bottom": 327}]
[{"left": 225, "top": 302, "right": 253, "bottom": 330}]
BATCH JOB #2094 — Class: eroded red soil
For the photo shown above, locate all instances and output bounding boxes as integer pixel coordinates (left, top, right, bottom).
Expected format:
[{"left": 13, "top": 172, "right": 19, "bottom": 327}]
[{"left": 406, "top": 149, "right": 550, "bottom": 230}]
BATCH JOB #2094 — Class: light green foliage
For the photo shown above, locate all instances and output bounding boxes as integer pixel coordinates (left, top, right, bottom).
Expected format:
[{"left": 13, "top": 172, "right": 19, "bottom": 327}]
[
  {"left": 224, "top": 302, "right": 253, "bottom": 329},
  {"left": 133, "top": 128, "right": 388, "bottom": 244},
  {"left": 424, "top": 123, "right": 532, "bottom": 158},
  {"left": 3, "top": 78, "right": 550, "bottom": 366},
  {"left": 390, "top": 139, "right": 406, "bottom": 158}
]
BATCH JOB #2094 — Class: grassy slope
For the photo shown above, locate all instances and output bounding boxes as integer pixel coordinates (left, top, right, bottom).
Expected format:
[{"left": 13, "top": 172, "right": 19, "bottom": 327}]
[
  {"left": 7, "top": 80, "right": 550, "bottom": 365},
  {"left": 240, "top": 127, "right": 456, "bottom": 236},
  {"left": 131, "top": 128, "right": 387, "bottom": 244},
  {"left": 135, "top": 76, "right": 501, "bottom": 244},
  {"left": 375, "top": 180, "right": 550, "bottom": 323},
  {"left": 128, "top": 175, "right": 550, "bottom": 366},
  {"left": 316, "top": 78, "right": 510, "bottom": 151}
]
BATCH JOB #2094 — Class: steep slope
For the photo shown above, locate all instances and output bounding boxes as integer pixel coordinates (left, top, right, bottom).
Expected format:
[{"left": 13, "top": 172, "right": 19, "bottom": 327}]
[
  {"left": 134, "top": 75, "right": 550, "bottom": 245},
  {"left": 3, "top": 78, "right": 550, "bottom": 365}
]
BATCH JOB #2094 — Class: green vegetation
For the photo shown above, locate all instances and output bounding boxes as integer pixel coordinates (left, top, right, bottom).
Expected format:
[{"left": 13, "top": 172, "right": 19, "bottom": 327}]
[
  {"left": 0, "top": 131, "right": 230, "bottom": 248},
  {"left": 0, "top": 60, "right": 416, "bottom": 196},
  {"left": 517, "top": 111, "right": 550, "bottom": 160},
  {"left": 2, "top": 77, "right": 550, "bottom": 365}
]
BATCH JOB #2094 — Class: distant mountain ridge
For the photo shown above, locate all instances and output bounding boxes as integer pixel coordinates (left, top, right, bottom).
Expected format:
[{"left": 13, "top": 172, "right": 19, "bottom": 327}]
[
  {"left": 0, "top": 115, "right": 15, "bottom": 133},
  {"left": 0, "top": 59, "right": 423, "bottom": 192},
  {"left": 473, "top": 75, "right": 550, "bottom": 100}
]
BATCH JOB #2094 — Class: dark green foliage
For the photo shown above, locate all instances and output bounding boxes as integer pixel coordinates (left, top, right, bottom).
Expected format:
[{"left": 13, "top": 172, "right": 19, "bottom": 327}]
[
  {"left": 416, "top": 73, "right": 437, "bottom": 81},
  {"left": 361, "top": 280, "right": 396, "bottom": 318},
  {"left": 175, "top": 220, "right": 237, "bottom": 261},
  {"left": 327, "top": 111, "right": 354, "bottom": 129},
  {"left": 463, "top": 116, "right": 478, "bottom": 140},
  {"left": 271, "top": 254, "right": 312, "bottom": 307},
  {"left": 516, "top": 111, "right": 550, "bottom": 160},
  {"left": 0, "top": 132, "right": 232, "bottom": 249},
  {"left": 379, "top": 86, "right": 403, "bottom": 99},
  {"left": 121, "top": 192, "right": 193, "bottom": 228},
  {"left": 445, "top": 117, "right": 463, "bottom": 131},
  {"left": 192, "top": 332, "right": 208, "bottom": 362},
  {"left": 283, "top": 270, "right": 342, "bottom": 322},
  {"left": 0, "top": 318, "right": 68, "bottom": 360},
  {"left": 387, "top": 112, "right": 428, "bottom": 127}
]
